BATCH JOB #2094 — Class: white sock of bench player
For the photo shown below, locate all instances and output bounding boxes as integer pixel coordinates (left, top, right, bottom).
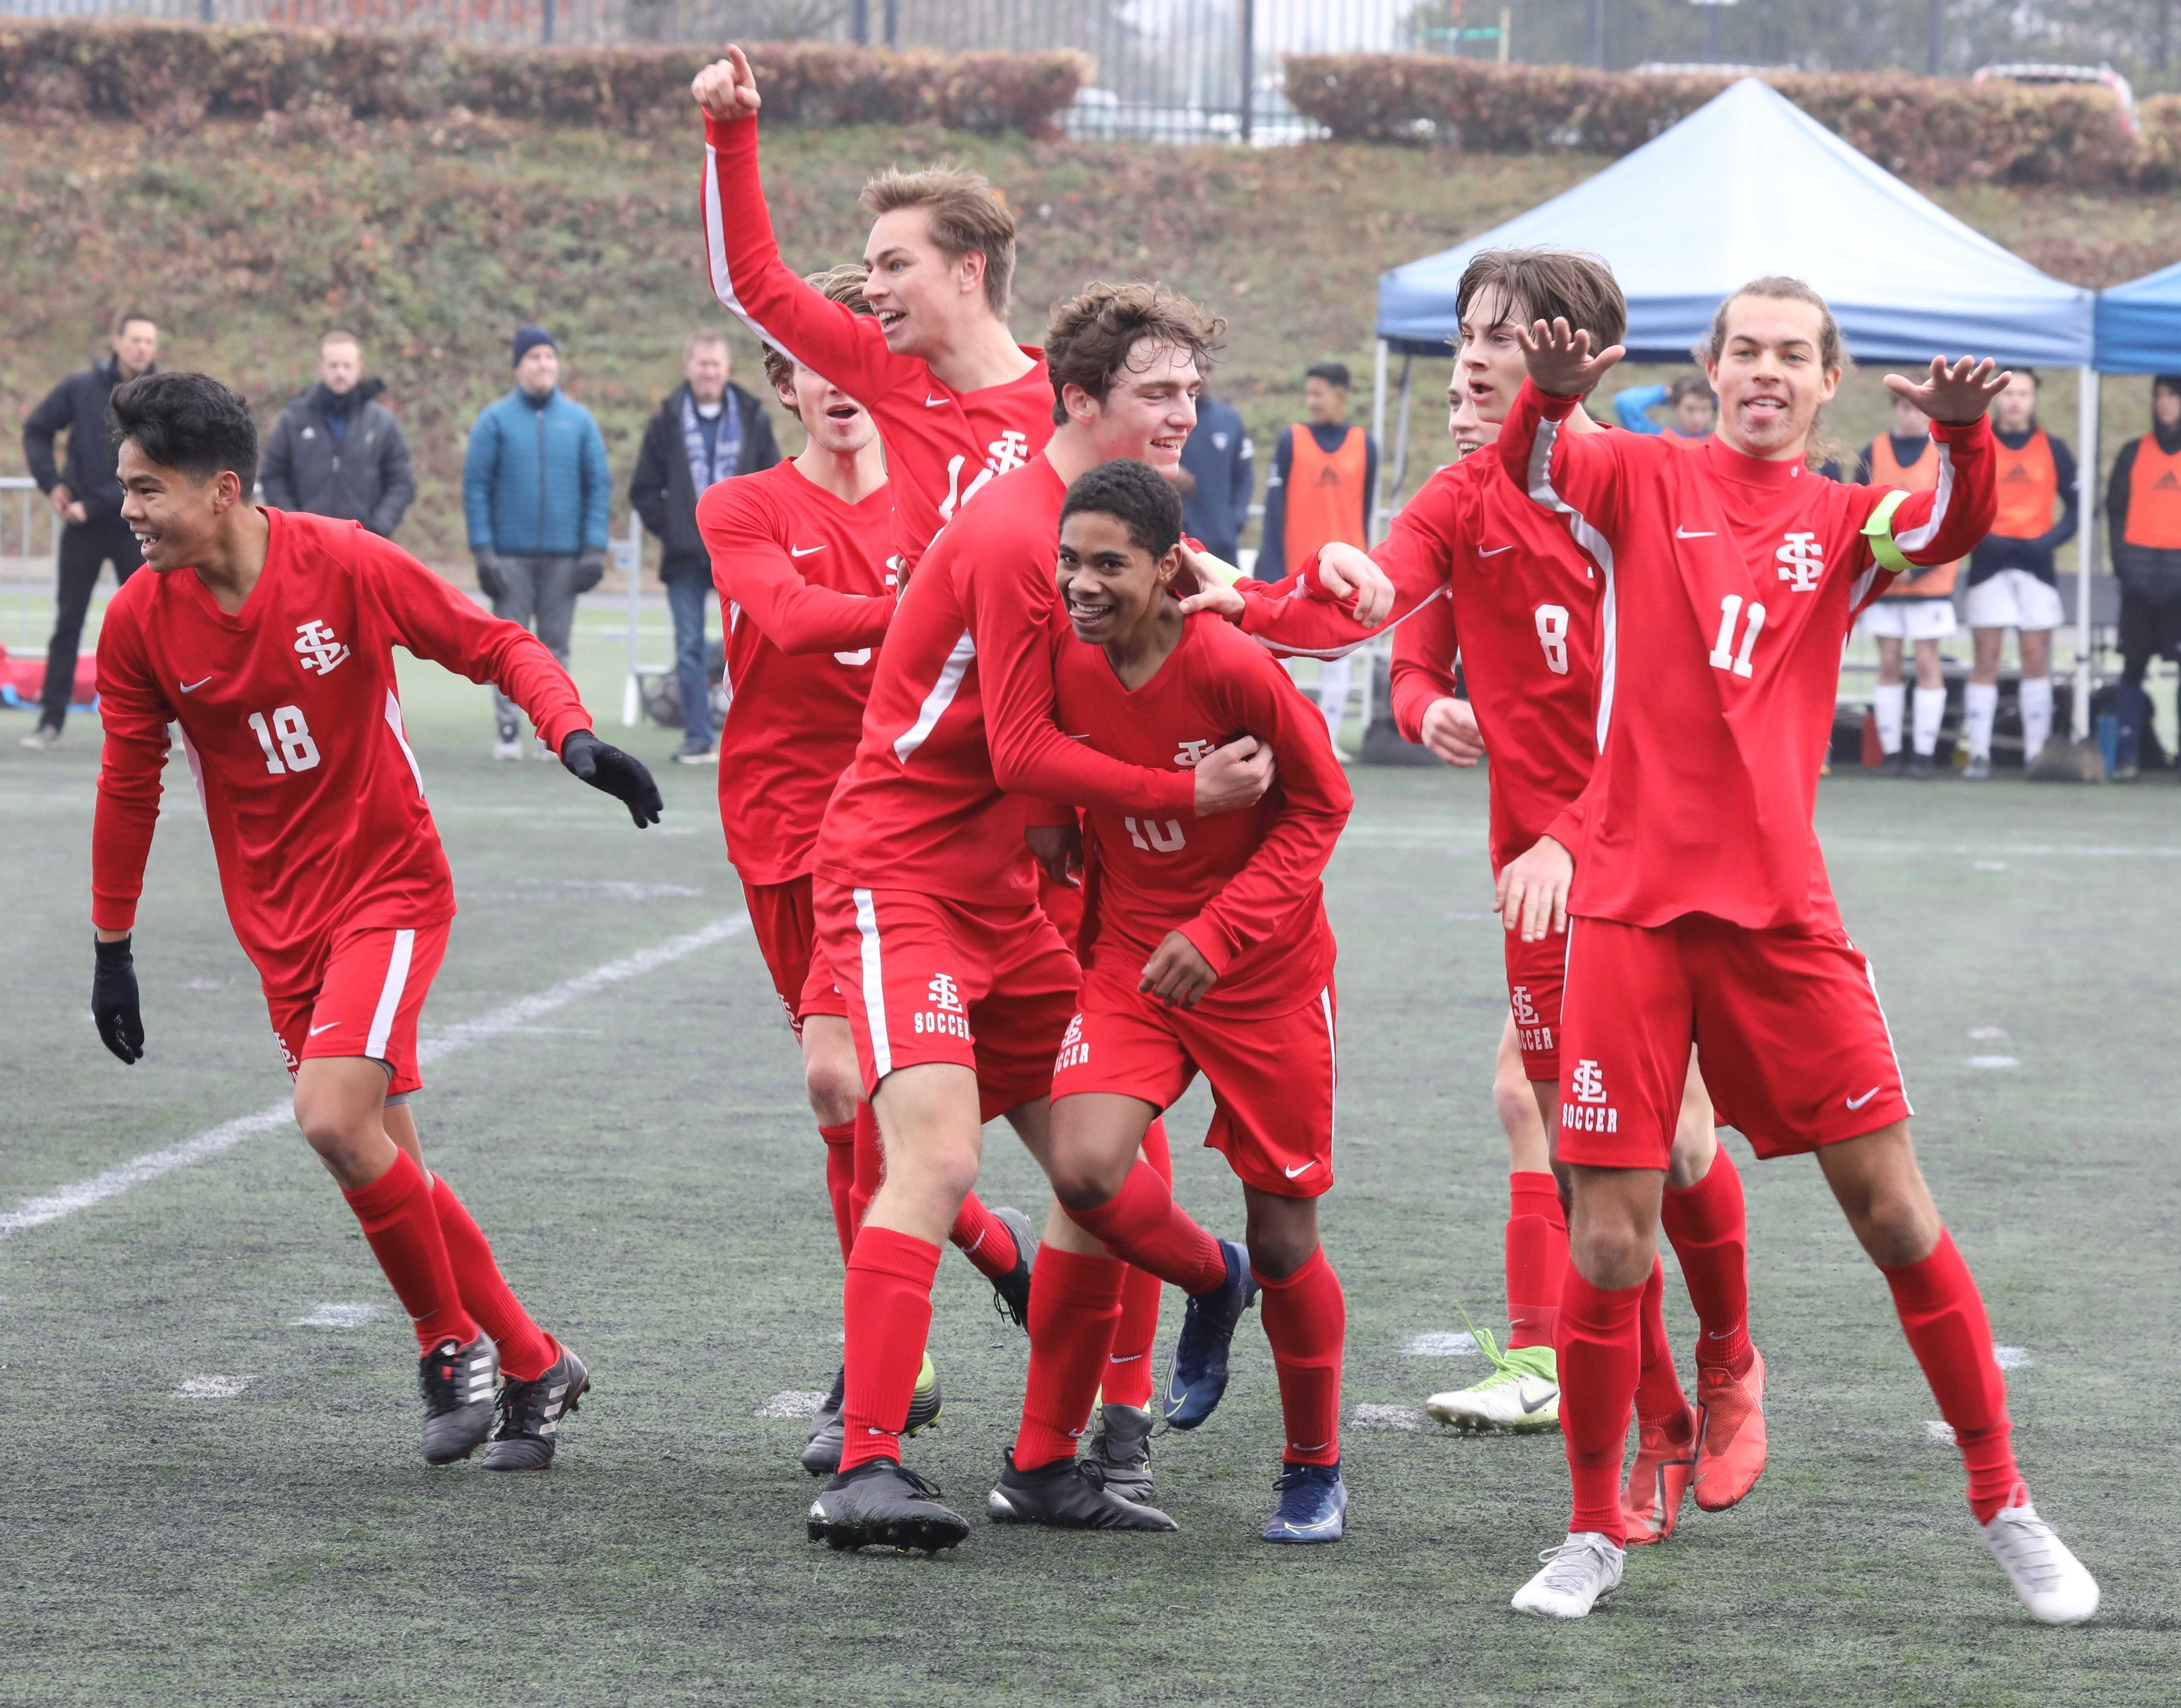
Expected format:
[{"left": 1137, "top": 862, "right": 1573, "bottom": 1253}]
[
  {"left": 2018, "top": 676, "right": 2054, "bottom": 761},
  {"left": 1912, "top": 686, "right": 1946, "bottom": 757},
  {"left": 1964, "top": 680, "right": 1999, "bottom": 761}
]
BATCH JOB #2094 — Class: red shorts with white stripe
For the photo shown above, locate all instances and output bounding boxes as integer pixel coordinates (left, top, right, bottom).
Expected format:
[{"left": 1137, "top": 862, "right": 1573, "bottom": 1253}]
[
  {"left": 1503, "top": 928, "right": 1567, "bottom": 1081},
  {"left": 811, "top": 879, "right": 1081, "bottom": 1120},
  {"left": 264, "top": 920, "right": 451, "bottom": 1097},
  {"left": 1051, "top": 967, "right": 1339, "bottom": 1199},
  {"left": 1555, "top": 913, "right": 1913, "bottom": 1169},
  {"left": 739, "top": 874, "right": 848, "bottom": 1036}
]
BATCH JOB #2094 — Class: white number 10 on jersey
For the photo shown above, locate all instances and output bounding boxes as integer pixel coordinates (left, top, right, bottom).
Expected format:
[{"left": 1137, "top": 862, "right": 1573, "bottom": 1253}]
[{"left": 248, "top": 706, "right": 322, "bottom": 774}]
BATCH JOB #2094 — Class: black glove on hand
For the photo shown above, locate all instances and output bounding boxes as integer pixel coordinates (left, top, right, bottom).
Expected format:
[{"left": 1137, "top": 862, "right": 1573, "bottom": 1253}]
[
  {"left": 474, "top": 551, "right": 508, "bottom": 602},
  {"left": 560, "top": 728, "right": 663, "bottom": 827},
  {"left": 573, "top": 548, "right": 607, "bottom": 594},
  {"left": 93, "top": 935, "right": 145, "bottom": 1064}
]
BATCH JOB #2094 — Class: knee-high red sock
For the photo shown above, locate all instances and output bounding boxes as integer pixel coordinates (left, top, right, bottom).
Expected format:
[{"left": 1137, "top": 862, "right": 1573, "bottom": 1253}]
[
  {"left": 1104, "top": 1118, "right": 1174, "bottom": 1409},
  {"left": 819, "top": 1121, "right": 858, "bottom": 1264},
  {"left": 341, "top": 1148, "right": 476, "bottom": 1353},
  {"left": 429, "top": 1172, "right": 557, "bottom": 1382},
  {"left": 1881, "top": 1231, "right": 2019, "bottom": 1523},
  {"left": 1633, "top": 1256, "right": 1693, "bottom": 1435},
  {"left": 1557, "top": 1265, "right": 1641, "bottom": 1544},
  {"left": 948, "top": 1192, "right": 1020, "bottom": 1282},
  {"left": 1013, "top": 1247, "right": 1126, "bottom": 1470},
  {"left": 1065, "top": 1160, "right": 1227, "bottom": 1295},
  {"left": 1257, "top": 1247, "right": 1345, "bottom": 1467},
  {"left": 847, "top": 1101, "right": 884, "bottom": 1232},
  {"left": 839, "top": 1226, "right": 940, "bottom": 1473},
  {"left": 1506, "top": 1171, "right": 1569, "bottom": 1351},
  {"left": 1660, "top": 1144, "right": 1752, "bottom": 1377}
]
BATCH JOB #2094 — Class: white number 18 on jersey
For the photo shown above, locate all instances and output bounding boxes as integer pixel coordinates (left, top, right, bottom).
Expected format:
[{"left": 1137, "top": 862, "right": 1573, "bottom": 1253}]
[{"left": 248, "top": 705, "right": 322, "bottom": 774}]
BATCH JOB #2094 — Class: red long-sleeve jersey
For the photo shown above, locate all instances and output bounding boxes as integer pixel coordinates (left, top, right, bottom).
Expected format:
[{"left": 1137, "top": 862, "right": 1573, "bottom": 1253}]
[
  {"left": 699, "top": 460, "right": 895, "bottom": 885},
  {"left": 1052, "top": 612, "right": 1351, "bottom": 1018},
  {"left": 92, "top": 509, "right": 590, "bottom": 991},
  {"left": 1497, "top": 380, "right": 1996, "bottom": 930},
  {"left": 814, "top": 456, "right": 1198, "bottom": 906},
  {"left": 699, "top": 114, "right": 1054, "bottom": 576}
]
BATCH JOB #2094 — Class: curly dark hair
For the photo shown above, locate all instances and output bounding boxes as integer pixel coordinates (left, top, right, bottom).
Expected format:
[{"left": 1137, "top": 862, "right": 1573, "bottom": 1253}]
[
  {"left": 1059, "top": 458, "right": 1184, "bottom": 561},
  {"left": 1045, "top": 281, "right": 1225, "bottom": 426},
  {"left": 108, "top": 371, "right": 257, "bottom": 486}
]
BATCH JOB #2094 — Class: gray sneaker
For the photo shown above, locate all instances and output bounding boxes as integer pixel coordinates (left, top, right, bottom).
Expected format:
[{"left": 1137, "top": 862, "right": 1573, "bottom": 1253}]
[
  {"left": 18, "top": 724, "right": 61, "bottom": 750},
  {"left": 418, "top": 1332, "right": 499, "bottom": 1465},
  {"left": 1963, "top": 754, "right": 1993, "bottom": 779},
  {"left": 1083, "top": 1401, "right": 1156, "bottom": 1502},
  {"left": 481, "top": 1343, "right": 588, "bottom": 1471}
]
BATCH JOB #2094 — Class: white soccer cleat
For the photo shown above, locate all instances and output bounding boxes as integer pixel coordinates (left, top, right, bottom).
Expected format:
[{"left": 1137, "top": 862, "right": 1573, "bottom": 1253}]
[
  {"left": 1980, "top": 1489, "right": 2099, "bottom": 1626},
  {"left": 1510, "top": 1531, "right": 1624, "bottom": 1619},
  {"left": 1426, "top": 1336, "right": 1560, "bottom": 1433},
  {"left": 492, "top": 737, "right": 524, "bottom": 761}
]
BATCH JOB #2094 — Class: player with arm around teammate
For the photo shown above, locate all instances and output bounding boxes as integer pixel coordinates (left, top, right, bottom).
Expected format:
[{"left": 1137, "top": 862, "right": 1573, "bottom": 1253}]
[
  {"left": 1491, "top": 287, "right": 2096, "bottom": 1625},
  {"left": 89, "top": 373, "right": 662, "bottom": 1470}
]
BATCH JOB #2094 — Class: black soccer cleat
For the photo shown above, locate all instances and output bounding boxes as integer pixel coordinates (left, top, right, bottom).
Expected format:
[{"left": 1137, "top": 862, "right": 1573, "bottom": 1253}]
[
  {"left": 419, "top": 1331, "right": 499, "bottom": 1465},
  {"left": 482, "top": 1343, "right": 589, "bottom": 1471},
  {"left": 1083, "top": 1402, "right": 1157, "bottom": 1503},
  {"left": 808, "top": 1459, "right": 970, "bottom": 1555},
  {"left": 800, "top": 1367, "right": 847, "bottom": 1477},
  {"left": 986, "top": 1449, "right": 1180, "bottom": 1532},
  {"left": 1162, "top": 1238, "right": 1258, "bottom": 1431},
  {"left": 989, "top": 1205, "right": 1037, "bottom": 1330}
]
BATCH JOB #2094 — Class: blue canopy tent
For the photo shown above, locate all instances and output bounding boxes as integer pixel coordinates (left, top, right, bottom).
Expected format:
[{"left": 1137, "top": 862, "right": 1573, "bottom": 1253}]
[
  {"left": 1370, "top": 77, "right": 2107, "bottom": 734},
  {"left": 2094, "top": 260, "right": 2181, "bottom": 377}
]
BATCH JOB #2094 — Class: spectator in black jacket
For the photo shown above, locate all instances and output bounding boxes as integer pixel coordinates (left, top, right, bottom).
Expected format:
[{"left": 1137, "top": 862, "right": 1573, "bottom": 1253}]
[
  {"left": 629, "top": 330, "right": 780, "bottom": 763},
  {"left": 2106, "top": 374, "right": 2181, "bottom": 777},
  {"left": 19, "top": 309, "right": 158, "bottom": 748},
  {"left": 259, "top": 331, "right": 415, "bottom": 538},
  {"left": 1174, "top": 388, "right": 1253, "bottom": 565}
]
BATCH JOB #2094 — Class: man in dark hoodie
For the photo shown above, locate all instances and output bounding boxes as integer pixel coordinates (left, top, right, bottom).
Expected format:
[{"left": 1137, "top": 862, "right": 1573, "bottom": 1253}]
[
  {"left": 19, "top": 309, "right": 158, "bottom": 749},
  {"left": 2107, "top": 375, "right": 2181, "bottom": 778},
  {"left": 259, "top": 331, "right": 416, "bottom": 539},
  {"left": 629, "top": 329, "right": 780, "bottom": 763}
]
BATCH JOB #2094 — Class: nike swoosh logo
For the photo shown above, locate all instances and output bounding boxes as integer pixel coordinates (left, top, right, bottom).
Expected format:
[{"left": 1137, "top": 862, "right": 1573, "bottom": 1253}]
[
  {"left": 1283, "top": 1161, "right": 1317, "bottom": 1178},
  {"left": 308, "top": 1022, "right": 341, "bottom": 1036},
  {"left": 1676, "top": 526, "right": 1717, "bottom": 539},
  {"left": 924, "top": 395, "right": 948, "bottom": 407},
  {"left": 791, "top": 545, "right": 824, "bottom": 558},
  {"left": 1521, "top": 1388, "right": 1557, "bottom": 1413},
  {"left": 1845, "top": 1086, "right": 1883, "bottom": 1110},
  {"left": 179, "top": 676, "right": 213, "bottom": 693},
  {"left": 1109, "top": 1352, "right": 1143, "bottom": 1363},
  {"left": 1478, "top": 544, "right": 1515, "bottom": 557}
]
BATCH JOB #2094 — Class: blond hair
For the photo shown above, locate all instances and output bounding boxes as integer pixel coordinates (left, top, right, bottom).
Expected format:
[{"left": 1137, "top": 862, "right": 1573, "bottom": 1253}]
[{"left": 860, "top": 164, "right": 1017, "bottom": 317}]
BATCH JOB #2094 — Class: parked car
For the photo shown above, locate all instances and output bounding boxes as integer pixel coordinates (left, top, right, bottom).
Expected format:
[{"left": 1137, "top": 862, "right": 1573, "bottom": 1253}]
[{"left": 1972, "top": 61, "right": 2137, "bottom": 136}]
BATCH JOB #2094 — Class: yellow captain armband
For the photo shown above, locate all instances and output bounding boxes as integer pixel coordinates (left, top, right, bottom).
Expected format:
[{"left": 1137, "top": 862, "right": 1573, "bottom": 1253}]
[
  {"left": 1189, "top": 545, "right": 1248, "bottom": 586},
  {"left": 1862, "top": 488, "right": 1916, "bottom": 577}
]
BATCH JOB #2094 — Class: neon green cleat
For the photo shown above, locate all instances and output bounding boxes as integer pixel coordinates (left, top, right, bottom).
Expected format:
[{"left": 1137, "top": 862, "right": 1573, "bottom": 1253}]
[
  {"left": 1426, "top": 1327, "right": 1560, "bottom": 1434},
  {"left": 904, "top": 1351, "right": 942, "bottom": 1436}
]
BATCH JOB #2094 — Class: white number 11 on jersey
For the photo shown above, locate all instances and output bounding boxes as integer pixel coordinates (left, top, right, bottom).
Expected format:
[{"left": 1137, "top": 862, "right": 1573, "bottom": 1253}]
[{"left": 1708, "top": 595, "right": 1766, "bottom": 679}]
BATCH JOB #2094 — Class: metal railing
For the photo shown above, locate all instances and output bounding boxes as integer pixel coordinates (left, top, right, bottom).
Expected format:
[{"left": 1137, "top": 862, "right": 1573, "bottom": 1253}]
[{"left": 2, "top": 476, "right": 62, "bottom": 662}]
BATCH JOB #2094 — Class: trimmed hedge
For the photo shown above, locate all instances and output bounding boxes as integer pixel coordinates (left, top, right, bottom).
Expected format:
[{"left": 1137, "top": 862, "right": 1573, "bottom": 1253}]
[
  {"left": 0, "top": 22, "right": 1086, "bottom": 136},
  {"left": 1284, "top": 57, "right": 2169, "bottom": 186}
]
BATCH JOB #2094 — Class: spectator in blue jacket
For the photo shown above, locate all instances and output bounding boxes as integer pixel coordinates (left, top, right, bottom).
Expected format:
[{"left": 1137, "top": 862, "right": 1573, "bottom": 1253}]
[
  {"left": 464, "top": 325, "right": 611, "bottom": 758},
  {"left": 1174, "top": 388, "right": 1253, "bottom": 565},
  {"left": 1613, "top": 374, "right": 1714, "bottom": 447}
]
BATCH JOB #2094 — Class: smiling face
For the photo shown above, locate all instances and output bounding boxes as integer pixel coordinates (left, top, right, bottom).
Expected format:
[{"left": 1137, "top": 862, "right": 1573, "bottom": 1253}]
[
  {"left": 1705, "top": 295, "right": 1841, "bottom": 459},
  {"left": 780, "top": 365, "right": 877, "bottom": 456},
  {"left": 1454, "top": 286, "right": 1533, "bottom": 427},
  {"left": 117, "top": 439, "right": 240, "bottom": 573},
  {"left": 1065, "top": 339, "right": 1200, "bottom": 473},
  {"left": 684, "top": 338, "right": 730, "bottom": 406},
  {"left": 1446, "top": 362, "right": 1495, "bottom": 458},
  {"left": 861, "top": 208, "right": 986, "bottom": 358},
  {"left": 1056, "top": 508, "right": 1175, "bottom": 648}
]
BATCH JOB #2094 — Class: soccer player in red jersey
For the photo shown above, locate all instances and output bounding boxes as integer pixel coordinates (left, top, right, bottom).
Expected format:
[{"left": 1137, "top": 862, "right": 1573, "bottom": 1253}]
[
  {"left": 696, "top": 264, "right": 1031, "bottom": 1475},
  {"left": 802, "top": 284, "right": 1274, "bottom": 1554},
  {"left": 1488, "top": 285, "right": 2097, "bottom": 1624},
  {"left": 1020, "top": 460, "right": 1354, "bottom": 1543},
  {"left": 89, "top": 373, "right": 663, "bottom": 1468}
]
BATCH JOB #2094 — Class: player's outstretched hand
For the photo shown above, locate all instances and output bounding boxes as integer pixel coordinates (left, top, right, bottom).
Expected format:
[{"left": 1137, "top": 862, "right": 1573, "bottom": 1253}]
[
  {"left": 1024, "top": 821, "right": 1083, "bottom": 888},
  {"left": 1194, "top": 734, "right": 1275, "bottom": 816},
  {"left": 1420, "top": 695, "right": 1485, "bottom": 767},
  {"left": 1174, "top": 542, "right": 1246, "bottom": 620},
  {"left": 560, "top": 728, "right": 665, "bottom": 828},
  {"left": 1495, "top": 835, "right": 1573, "bottom": 943},
  {"left": 1311, "top": 543, "right": 1396, "bottom": 627},
  {"left": 1514, "top": 317, "right": 1625, "bottom": 400},
  {"left": 1884, "top": 356, "right": 2009, "bottom": 426},
  {"left": 93, "top": 934, "right": 145, "bottom": 1065},
  {"left": 692, "top": 45, "right": 762, "bottom": 120},
  {"left": 1140, "top": 931, "right": 1217, "bottom": 1009}
]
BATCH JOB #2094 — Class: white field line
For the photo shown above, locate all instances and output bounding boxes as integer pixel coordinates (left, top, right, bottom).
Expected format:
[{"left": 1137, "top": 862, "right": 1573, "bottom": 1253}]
[
  {"left": 0, "top": 914, "right": 748, "bottom": 1239},
  {"left": 173, "top": 1375, "right": 252, "bottom": 1398},
  {"left": 754, "top": 1390, "right": 828, "bottom": 1419}
]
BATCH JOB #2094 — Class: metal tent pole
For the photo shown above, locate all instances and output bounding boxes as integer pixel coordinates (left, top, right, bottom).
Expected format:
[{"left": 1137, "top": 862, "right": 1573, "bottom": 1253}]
[
  {"left": 2074, "top": 365, "right": 2100, "bottom": 742},
  {"left": 1370, "top": 340, "right": 1389, "bottom": 533}
]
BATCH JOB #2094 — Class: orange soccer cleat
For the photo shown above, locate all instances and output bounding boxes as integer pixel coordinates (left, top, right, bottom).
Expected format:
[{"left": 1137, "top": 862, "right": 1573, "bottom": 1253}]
[
  {"left": 1692, "top": 1347, "right": 1767, "bottom": 1512},
  {"left": 1622, "top": 1406, "right": 1697, "bottom": 1545}
]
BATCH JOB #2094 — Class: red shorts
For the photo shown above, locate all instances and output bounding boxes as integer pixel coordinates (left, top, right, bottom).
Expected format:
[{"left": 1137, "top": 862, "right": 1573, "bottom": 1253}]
[
  {"left": 264, "top": 921, "right": 450, "bottom": 1098},
  {"left": 1051, "top": 968, "right": 1338, "bottom": 1199},
  {"left": 739, "top": 874, "right": 847, "bottom": 1035},
  {"left": 1556, "top": 914, "right": 1913, "bottom": 1168},
  {"left": 1503, "top": 929, "right": 1566, "bottom": 1081},
  {"left": 813, "top": 879, "right": 1081, "bottom": 1119}
]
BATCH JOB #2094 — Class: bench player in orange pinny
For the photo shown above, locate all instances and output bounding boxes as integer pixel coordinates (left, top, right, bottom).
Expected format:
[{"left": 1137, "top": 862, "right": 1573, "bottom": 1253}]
[{"left": 89, "top": 373, "right": 662, "bottom": 1472}]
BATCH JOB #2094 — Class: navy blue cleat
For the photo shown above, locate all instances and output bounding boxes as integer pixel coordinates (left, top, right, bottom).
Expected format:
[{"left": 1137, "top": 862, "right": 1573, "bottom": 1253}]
[
  {"left": 1261, "top": 1460, "right": 1347, "bottom": 1544},
  {"left": 1161, "top": 1238, "right": 1258, "bottom": 1430}
]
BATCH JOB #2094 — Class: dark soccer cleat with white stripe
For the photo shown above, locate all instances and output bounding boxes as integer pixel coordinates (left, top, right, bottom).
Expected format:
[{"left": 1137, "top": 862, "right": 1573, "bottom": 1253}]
[
  {"left": 800, "top": 1367, "right": 847, "bottom": 1477},
  {"left": 808, "top": 1460, "right": 970, "bottom": 1555},
  {"left": 989, "top": 1204, "right": 1037, "bottom": 1330},
  {"left": 1162, "top": 1238, "right": 1258, "bottom": 1431},
  {"left": 482, "top": 1343, "right": 589, "bottom": 1471},
  {"left": 987, "top": 1450, "right": 1179, "bottom": 1532},
  {"left": 419, "top": 1332, "right": 498, "bottom": 1465},
  {"left": 1261, "top": 1459, "right": 1347, "bottom": 1544}
]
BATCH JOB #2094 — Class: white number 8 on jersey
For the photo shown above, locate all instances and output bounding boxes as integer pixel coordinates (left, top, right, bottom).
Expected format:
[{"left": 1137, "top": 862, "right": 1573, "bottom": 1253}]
[{"left": 1534, "top": 604, "right": 1571, "bottom": 676}]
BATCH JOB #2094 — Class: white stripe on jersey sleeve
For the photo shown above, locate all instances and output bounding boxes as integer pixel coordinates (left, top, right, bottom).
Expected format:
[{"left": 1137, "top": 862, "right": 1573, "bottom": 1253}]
[
  {"left": 893, "top": 628, "right": 977, "bottom": 765},
  {"left": 701, "top": 143, "right": 801, "bottom": 371},
  {"left": 1889, "top": 441, "right": 1955, "bottom": 558},
  {"left": 383, "top": 688, "right": 426, "bottom": 799}
]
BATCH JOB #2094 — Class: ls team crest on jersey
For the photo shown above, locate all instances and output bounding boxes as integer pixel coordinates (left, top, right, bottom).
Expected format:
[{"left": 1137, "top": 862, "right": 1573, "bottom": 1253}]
[
  {"left": 914, "top": 971, "right": 971, "bottom": 1040},
  {"left": 1173, "top": 738, "right": 1218, "bottom": 767},
  {"left": 1562, "top": 1057, "right": 1619, "bottom": 1133},
  {"left": 294, "top": 619, "right": 352, "bottom": 676},
  {"left": 1510, "top": 985, "right": 1554, "bottom": 1057},
  {"left": 1775, "top": 532, "right": 1824, "bottom": 593}
]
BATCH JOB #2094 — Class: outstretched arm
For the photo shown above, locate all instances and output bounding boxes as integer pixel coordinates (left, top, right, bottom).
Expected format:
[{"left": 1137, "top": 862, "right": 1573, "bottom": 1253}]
[
  {"left": 1858, "top": 360, "right": 2006, "bottom": 598},
  {"left": 1497, "top": 320, "right": 1630, "bottom": 529}
]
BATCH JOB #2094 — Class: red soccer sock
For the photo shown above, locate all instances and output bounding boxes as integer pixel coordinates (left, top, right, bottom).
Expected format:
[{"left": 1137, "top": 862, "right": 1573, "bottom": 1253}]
[
  {"left": 1505, "top": 1171, "right": 1569, "bottom": 1350},
  {"left": 839, "top": 1226, "right": 941, "bottom": 1473},
  {"left": 1556, "top": 1264, "right": 1642, "bottom": 1544},
  {"left": 948, "top": 1192, "right": 1020, "bottom": 1282},
  {"left": 1013, "top": 1247, "right": 1127, "bottom": 1470},
  {"left": 847, "top": 1101, "right": 884, "bottom": 1232},
  {"left": 1660, "top": 1144, "right": 1752, "bottom": 1377},
  {"left": 1881, "top": 1231, "right": 2019, "bottom": 1523},
  {"left": 1064, "top": 1160, "right": 1228, "bottom": 1296},
  {"left": 429, "top": 1172, "right": 557, "bottom": 1382},
  {"left": 340, "top": 1147, "right": 476, "bottom": 1354},
  {"left": 1257, "top": 1247, "right": 1346, "bottom": 1467},
  {"left": 819, "top": 1121, "right": 858, "bottom": 1265},
  {"left": 1102, "top": 1117, "right": 1173, "bottom": 1410},
  {"left": 1634, "top": 1256, "right": 1693, "bottom": 1436}
]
